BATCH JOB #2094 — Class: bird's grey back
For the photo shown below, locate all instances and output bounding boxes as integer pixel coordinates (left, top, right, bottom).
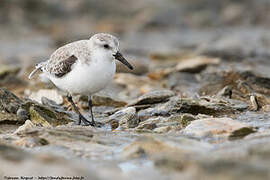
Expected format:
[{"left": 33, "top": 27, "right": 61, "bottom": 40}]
[{"left": 43, "top": 40, "right": 91, "bottom": 75}]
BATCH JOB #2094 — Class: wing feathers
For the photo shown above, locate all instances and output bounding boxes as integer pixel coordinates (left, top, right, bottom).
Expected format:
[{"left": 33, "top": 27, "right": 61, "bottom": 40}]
[{"left": 54, "top": 55, "right": 78, "bottom": 77}]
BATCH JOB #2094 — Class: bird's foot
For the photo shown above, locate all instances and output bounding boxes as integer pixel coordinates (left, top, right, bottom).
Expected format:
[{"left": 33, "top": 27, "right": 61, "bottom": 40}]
[{"left": 79, "top": 115, "right": 95, "bottom": 126}]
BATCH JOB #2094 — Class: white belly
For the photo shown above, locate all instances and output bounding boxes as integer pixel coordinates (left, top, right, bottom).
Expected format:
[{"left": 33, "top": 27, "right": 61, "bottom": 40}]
[{"left": 48, "top": 59, "right": 116, "bottom": 95}]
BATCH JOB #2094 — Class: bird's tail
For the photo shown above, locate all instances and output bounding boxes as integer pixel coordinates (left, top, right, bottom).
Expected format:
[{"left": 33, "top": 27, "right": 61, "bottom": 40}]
[{"left": 28, "top": 62, "right": 46, "bottom": 79}]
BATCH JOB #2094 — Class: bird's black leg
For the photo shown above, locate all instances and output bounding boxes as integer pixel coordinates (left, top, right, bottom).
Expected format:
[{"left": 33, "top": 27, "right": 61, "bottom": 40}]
[
  {"left": 66, "top": 95, "right": 93, "bottom": 126},
  {"left": 88, "top": 95, "right": 96, "bottom": 126}
]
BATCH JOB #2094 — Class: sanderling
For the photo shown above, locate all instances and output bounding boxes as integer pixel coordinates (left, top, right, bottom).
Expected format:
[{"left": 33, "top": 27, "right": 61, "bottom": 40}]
[{"left": 29, "top": 33, "right": 133, "bottom": 126}]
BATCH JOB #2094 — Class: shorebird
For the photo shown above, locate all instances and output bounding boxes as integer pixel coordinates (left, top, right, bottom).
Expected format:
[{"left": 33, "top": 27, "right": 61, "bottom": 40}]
[{"left": 29, "top": 33, "right": 133, "bottom": 126}]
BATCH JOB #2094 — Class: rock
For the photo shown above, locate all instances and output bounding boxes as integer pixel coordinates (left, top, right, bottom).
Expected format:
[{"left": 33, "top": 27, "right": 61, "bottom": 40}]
[
  {"left": 153, "top": 126, "right": 171, "bottom": 133},
  {"left": 0, "top": 143, "right": 97, "bottom": 178},
  {"left": 166, "top": 114, "right": 196, "bottom": 128},
  {"left": 109, "top": 107, "right": 138, "bottom": 128},
  {"left": 0, "top": 88, "right": 26, "bottom": 124},
  {"left": 29, "top": 104, "right": 72, "bottom": 127},
  {"left": 16, "top": 107, "right": 30, "bottom": 122},
  {"left": 0, "top": 88, "right": 23, "bottom": 113},
  {"left": 123, "top": 136, "right": 212, "bottom": 159},
  {"left": 122, "top": 137, "right": 170, "bottom": 159},
  {"left": 129, "top": 90, "right": 175, "bottom": 106},
  {"left": 138, "top": 96, "right": 247, "bottom": 120},
  {"left": 0, "top": 65, "right": 24, "bottom": 86},
  {"left": 175, "top": 56, "right": 220, "bottom": 73},
  {"left": 182, "top": 118, "right": 255, "bottom": 139},
  {"left": 29, "top": 89, "right": 63, "bottom": 105},
  {"left": 166, "top": 72, "right": 200, "bottom": 98},
  {"left": 216, "top": 85, "right": 233, "bottom": 98},
  {"left": 136, "top": 117, "right": 159, "bottom": 130},
  {"left": 0, "top": 65, "right": 20, "bottom": 79},
  {"left": 13, "top": 120, "right": 35, "bottom": 134},
  {"left": 0, "top": 113, "right": 20, "bottom": 124},
  {"left": 14, "top": 137, "right": 49, "bottom": 148},
  {"left": 249, "top": 94, "right": 259, "bottom": 111}
]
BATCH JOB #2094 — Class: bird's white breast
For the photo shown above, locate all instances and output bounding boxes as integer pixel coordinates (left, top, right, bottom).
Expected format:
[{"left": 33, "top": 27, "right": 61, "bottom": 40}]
[{"left": 47, "top": 53, "right": 116, "bottom": 95}]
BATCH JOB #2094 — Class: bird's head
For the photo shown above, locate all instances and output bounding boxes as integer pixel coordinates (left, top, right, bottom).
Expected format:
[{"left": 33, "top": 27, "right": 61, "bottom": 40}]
[{"left": 90, "top": 33, "right": 133, "bottom": 70}]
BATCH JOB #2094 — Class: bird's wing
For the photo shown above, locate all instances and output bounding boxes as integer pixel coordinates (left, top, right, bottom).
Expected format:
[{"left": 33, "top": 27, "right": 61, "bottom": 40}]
[{"left": 44, "top": 40, "right": 89, "bottom": 77}]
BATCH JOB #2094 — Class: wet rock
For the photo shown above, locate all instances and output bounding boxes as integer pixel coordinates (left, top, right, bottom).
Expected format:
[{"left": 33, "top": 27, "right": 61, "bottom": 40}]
[
  {"left": 109, "top": 107, "right": 138, "bottom": 128},
  {"left": 175, "top": 56, "right": 220, "bottom": 73},
  {"left": 29, "top": 89, "right": 63, "bottom": 105},
  {"left": 129, "top": 90, "right": 175, "bottom": 106},
  {"left": 182, "top": 118, "right": 255, "bottom": 140}
]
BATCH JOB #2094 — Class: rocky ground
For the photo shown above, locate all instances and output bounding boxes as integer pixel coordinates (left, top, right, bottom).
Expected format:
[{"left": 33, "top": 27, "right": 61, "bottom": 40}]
[{"left": 1, "top": 0, "right": 270, "bottom": 179}]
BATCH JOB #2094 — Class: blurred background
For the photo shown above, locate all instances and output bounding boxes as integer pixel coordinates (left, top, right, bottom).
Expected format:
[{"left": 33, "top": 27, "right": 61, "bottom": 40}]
[{"left": 1, "top": 0, "right": 270, "bottom": 72}]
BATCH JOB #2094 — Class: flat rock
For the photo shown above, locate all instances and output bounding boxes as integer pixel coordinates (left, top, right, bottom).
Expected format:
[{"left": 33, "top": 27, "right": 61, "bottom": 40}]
[
  {"left": 137, "top": 96, "right": 247, "bottom": 121},
  {"left": 182, "top": 118, "right": 255, "bottom": 139},
  {"left": 129, "top": 90, "right": 175, "bottom": 106},
  {"left": 176, "top": 56, "right": 220, "bottom": 73}
]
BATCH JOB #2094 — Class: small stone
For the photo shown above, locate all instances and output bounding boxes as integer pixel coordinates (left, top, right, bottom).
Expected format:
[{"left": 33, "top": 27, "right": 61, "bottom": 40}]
[
  {"left": 109, "top": 107, "right": 138, "bottom": 128},
  {"left": 13, "top": 120, "right": 35, "bottom": 134},
  {"left": 217, "top": 85, "right": 232, "bottom": 98},
  {"left": 16, "top": 108, "right": 29, "bottom": 122},
  {"left": 250, "top": 94, "right": 259, "bottom": 111}
]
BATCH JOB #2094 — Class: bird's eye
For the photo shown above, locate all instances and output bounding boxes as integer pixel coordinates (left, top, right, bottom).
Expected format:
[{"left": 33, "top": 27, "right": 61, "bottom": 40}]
[{"left": 103, "top": 44, "right": 110, "bottom": 49}]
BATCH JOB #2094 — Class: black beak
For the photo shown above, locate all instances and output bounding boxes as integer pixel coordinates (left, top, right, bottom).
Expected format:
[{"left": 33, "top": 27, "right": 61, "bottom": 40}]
[{"left": 113, "top": 51, "right": 133, "bottom": 70}]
